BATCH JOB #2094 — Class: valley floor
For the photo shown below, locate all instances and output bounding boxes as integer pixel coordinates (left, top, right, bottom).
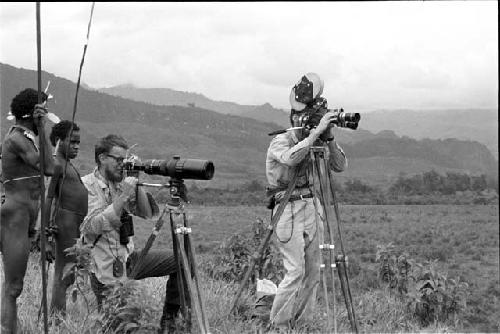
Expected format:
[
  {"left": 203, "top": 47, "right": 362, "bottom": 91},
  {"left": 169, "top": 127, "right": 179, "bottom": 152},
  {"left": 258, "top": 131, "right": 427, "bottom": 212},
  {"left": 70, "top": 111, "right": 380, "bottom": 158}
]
[{"left": 1, "top": 204, "right": 498, "bottom": 333}]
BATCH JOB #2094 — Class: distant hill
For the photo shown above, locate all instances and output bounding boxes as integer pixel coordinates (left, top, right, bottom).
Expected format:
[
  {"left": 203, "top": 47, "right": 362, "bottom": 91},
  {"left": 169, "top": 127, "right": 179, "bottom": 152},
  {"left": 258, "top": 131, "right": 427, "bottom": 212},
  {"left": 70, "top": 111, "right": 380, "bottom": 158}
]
[
  {"left": 361, "top": 109, "right": 498, "bottom": 159},
  {"left": 99, "top": 84, "right": 289, "bottom": 127},
  {"left": 1, "top": 63, "right": 497, "bottom": 188},
  {"left": 100, "top": 85, "right": 498, "bottom": 159}
]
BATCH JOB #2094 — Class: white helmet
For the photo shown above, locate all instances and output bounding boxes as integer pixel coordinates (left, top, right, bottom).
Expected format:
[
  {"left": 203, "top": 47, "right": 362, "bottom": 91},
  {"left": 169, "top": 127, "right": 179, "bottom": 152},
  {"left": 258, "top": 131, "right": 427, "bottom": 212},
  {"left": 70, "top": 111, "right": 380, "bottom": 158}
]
[{"left": 289, "top": 72, "right": 324, "bottom": 111}]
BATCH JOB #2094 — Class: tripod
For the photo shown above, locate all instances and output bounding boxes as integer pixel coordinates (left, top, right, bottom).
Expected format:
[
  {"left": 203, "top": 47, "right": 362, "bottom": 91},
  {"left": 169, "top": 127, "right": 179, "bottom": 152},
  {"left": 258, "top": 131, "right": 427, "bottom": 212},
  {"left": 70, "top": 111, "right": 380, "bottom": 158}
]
[
  {"left": 231, "top": 146, "right": 358, "bottom": 333},
  {"left": 310, "top": 146, "right": 358, "bottom": 333},
  {"left": 130, "top": 179, "right": 210, "bottom": 334}
]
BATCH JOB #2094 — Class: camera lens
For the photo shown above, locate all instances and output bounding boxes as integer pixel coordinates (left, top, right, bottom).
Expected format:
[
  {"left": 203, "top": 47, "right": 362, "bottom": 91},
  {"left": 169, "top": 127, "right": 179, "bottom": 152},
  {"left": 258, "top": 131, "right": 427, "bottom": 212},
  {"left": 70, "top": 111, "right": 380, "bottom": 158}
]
[{"left": 344, "top": 121, "right": 359, "bottom": 130}]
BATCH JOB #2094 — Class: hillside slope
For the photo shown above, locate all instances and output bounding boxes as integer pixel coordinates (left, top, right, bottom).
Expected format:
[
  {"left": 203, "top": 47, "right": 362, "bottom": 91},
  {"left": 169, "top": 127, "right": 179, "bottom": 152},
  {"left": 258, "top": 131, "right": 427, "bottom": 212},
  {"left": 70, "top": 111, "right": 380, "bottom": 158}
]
[
  {"left": 1, "top": 63, "right": 497, "bottom": 188},
  {"left": 100, "top": 84, "right": 498, "bottom": 158}
]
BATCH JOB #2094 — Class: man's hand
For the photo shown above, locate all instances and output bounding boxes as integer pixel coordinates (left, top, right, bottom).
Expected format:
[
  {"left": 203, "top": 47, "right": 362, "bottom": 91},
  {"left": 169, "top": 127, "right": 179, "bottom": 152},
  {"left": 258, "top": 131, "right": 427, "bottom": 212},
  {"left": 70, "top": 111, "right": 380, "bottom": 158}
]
[
  {"left": 45, "top": 241, "right": 55, "bottom": 263},
  {"left": 321, "top": 125, "right": 336, "bottom": 142},
  {"left": 112, "top": 176, "right": 138, "bottom": 229},
  {"left": 45, "top": 225, "right": 59, "bottom": 238},
  {"left": 315, "top": 111, "right": 339, "bottom": 134},
  {"left": 33, "top": 104, "right": 48, "bottom": 128},
  {"left": 121, "top": 176, "right": 138, "bottom": 202}
]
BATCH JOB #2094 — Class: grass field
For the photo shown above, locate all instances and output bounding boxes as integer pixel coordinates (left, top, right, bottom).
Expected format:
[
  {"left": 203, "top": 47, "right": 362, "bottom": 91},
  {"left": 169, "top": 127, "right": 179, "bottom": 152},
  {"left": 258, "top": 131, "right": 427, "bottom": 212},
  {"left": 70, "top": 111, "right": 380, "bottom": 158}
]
[{"left": 1, "top": 204, "right": 498, "bottom": 333}]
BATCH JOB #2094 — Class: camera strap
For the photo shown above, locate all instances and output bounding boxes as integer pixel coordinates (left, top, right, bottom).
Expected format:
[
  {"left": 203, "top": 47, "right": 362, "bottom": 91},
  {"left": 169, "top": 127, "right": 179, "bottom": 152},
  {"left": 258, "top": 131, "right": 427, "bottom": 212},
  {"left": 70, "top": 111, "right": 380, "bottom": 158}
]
[{"left": 82, "top": 234, "right": 102, "bottom": 249}]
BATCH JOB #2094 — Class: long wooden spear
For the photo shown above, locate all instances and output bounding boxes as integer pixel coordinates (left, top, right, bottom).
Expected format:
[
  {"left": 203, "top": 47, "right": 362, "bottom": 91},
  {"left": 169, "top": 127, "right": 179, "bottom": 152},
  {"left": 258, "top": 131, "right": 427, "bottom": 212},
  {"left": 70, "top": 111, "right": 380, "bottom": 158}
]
[{"left": 36, "top": 2, "right": 49, "bottom": 333}]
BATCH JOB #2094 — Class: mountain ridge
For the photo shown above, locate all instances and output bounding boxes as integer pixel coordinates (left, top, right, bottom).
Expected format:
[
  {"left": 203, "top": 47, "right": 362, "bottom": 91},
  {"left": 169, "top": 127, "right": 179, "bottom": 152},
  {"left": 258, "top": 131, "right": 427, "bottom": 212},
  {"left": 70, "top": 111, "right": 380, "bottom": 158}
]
[
  {"left": 100, "top": 84, "right": 498, "bottom": 158},
  {"left": 99, "top": 84, "right": 289, "bottom": 127},
  {"left": 1, "top": 62, "right": 497, "bottom": 188}
]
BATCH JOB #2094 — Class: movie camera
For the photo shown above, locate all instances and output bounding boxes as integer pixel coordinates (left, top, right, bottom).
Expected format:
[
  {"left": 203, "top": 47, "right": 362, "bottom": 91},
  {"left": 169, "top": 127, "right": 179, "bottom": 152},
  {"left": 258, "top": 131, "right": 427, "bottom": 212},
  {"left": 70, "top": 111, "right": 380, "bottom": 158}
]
[{"left": 296, "top": 97, "right": 361, "bottom": 131}]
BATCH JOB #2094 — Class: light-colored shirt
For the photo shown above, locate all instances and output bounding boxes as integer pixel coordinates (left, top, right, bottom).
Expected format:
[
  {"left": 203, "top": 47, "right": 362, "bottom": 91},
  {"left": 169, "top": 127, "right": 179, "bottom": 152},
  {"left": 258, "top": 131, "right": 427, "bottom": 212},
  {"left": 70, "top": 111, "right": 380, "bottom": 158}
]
[
  {"left": 266, "top": 130, "right": 347, "bottom": 190},
  {"left": 80, "top": 168, "right": 135, "bottom": 285}
]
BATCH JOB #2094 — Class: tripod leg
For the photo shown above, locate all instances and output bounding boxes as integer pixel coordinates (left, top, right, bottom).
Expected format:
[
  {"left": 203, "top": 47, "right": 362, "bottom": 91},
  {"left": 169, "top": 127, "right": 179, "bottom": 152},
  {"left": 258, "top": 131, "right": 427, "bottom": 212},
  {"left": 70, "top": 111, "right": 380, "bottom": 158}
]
[
  {"left": 175, "top": 231, "right": 208, "bottom": 334},
  {"left": 183, "top": 213, "right": 210, "bottom": 333},
  {"left": 229, "top": 227, "right": 273, "bottom": 315},
  {"left": 170, "top": 210, "right": 190, "bottom": 326},
  {"left": 230, "top": 162, "right": 307, "bottom": 315},
  {"left": 336, "top": 256, "right": 358, "bottom": 333},
  {"left": 326, "top": 171, "right": 359, "bottom": 334},
  {"left": 130, "top": 206, "right": 169, "bottom": 279},
  {"left": 316, "top": 215, "right": 333, "bottom": 331},
  {"left": 311, "top": 150, "right": 337, "bottom": 333}
]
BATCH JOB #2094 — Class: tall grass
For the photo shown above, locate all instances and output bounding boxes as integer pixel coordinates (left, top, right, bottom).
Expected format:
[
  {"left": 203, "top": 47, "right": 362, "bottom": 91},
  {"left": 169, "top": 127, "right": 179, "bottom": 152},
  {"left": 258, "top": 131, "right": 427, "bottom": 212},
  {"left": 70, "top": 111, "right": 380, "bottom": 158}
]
[
  {"left": 1, "top": 204, "right": 498, "bottom": 333},
  {"left": 1, "top": 253, "right": 458, "bottom": 333}
]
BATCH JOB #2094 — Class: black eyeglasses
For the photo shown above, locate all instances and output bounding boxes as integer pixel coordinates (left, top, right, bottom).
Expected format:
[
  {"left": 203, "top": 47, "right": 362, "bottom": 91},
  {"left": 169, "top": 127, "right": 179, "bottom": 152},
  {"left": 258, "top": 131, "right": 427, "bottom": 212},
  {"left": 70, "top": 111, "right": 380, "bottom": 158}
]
[{"left": 107, "top": 154, "right": 126, "bottom": 164}]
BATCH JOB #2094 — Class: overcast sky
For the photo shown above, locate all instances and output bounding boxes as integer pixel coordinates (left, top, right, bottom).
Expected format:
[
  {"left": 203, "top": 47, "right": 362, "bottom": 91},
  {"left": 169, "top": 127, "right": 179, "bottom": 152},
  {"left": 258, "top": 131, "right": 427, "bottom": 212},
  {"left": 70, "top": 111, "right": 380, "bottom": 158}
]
[{"left": 0, "top": 2, "right": 497, "bottom": 111}]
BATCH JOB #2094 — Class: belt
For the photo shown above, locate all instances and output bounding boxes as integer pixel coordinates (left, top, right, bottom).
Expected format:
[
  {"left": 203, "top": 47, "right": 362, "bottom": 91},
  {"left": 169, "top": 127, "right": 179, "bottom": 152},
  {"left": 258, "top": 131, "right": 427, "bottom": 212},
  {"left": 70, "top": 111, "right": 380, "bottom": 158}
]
[
  {"left": 2, "top": 175, "right": 39, "bottom": 184},
  {"left": 275, "top": 190, "right": 313, "bottom": 203},
  {"left": 288, "top": 193, "right": 313, "bottom": 202}
]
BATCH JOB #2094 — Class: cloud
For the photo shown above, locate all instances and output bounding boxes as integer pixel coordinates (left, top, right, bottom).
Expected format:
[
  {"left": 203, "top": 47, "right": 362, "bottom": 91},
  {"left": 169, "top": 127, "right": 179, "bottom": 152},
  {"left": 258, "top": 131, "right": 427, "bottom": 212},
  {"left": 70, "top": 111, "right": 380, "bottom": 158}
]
[{"left": 0, "top": 2, "right": 497, "bottom": 110}]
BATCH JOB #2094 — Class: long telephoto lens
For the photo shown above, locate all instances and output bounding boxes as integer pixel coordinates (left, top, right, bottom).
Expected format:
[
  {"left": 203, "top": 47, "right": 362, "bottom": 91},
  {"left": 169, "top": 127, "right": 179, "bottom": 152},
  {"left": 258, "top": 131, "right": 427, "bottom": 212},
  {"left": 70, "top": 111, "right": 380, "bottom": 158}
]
[
  {"left": 162, "top": 158, "right": 214, "bottom": 180},
  {"left": 124, "top": 156, "right": 215, "bottom": 180}
]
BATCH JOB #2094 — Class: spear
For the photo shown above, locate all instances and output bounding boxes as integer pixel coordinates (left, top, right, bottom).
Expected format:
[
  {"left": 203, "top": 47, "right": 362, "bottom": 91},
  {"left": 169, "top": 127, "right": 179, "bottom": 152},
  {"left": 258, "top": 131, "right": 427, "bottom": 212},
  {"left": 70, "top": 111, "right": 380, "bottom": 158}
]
[{"left": 36, "top": 3, "right": 49, "bottom": 333}]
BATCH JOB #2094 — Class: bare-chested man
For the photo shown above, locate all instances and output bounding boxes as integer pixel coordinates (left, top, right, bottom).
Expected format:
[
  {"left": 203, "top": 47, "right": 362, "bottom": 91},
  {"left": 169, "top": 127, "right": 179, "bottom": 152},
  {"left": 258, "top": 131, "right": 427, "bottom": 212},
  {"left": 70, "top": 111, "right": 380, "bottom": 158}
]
[
  {"left": 45, "top": 120, "right": 88, "bottom": 316},
  {"left": 0, "top": 88, "right": 54, "bottom": 333}
]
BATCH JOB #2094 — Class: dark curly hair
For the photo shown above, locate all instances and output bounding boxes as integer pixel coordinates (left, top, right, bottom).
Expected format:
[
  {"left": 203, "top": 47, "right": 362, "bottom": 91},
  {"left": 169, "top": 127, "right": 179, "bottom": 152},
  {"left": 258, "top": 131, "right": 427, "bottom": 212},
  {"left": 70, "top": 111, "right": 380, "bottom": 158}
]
[
  {"left": 95, "top": 134, "right": 128, "bottom": 166},
  {"left": 49, "top": 120, "right": 80, "bottom": 146},
  {"left": 10, "top": 88, "right": 48, "bottom": 119}
]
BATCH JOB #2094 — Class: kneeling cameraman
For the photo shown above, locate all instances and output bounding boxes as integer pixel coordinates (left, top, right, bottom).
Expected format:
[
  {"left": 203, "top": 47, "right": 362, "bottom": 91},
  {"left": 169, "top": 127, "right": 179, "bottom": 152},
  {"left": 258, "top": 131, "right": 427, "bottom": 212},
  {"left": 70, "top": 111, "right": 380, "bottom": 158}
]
[
  {"left": 266, "top": 73, "right": 347, "bottom": 330},
  {"left": 80, "top": 134, "right": 183, "bottom": 332}
]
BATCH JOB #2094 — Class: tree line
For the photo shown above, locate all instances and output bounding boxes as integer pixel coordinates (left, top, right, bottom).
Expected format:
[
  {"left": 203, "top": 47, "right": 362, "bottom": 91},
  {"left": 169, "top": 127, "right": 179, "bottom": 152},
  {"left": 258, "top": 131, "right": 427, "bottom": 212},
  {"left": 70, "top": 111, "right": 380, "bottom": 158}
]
[{"left": 176, "top": 170, "right": 498, "bottom": 206}]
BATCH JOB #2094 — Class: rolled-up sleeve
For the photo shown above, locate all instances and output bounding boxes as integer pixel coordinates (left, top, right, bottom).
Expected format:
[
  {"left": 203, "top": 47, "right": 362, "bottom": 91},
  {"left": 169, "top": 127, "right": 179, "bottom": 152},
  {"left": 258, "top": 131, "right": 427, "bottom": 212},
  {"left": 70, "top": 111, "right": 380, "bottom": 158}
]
[
  {"left": 80, "top": 178, "right": 120, "bottom": 237},
  {"left": 327, "top": 140, "right": 347, "bottom": 172},
  {"left": 269, "top": 133, "right": 316, "bottom": 167}
]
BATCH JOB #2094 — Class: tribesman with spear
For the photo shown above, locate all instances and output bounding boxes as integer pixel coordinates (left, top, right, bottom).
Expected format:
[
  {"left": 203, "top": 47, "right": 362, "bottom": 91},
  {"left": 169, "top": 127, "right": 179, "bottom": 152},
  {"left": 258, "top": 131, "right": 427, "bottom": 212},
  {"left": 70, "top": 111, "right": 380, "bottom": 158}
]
[
  {"left": 0, "top": 87, "right": 55, "bottom": 333},
  {"left": 1, "top": 3, "right": 57, "bottom": 333}
]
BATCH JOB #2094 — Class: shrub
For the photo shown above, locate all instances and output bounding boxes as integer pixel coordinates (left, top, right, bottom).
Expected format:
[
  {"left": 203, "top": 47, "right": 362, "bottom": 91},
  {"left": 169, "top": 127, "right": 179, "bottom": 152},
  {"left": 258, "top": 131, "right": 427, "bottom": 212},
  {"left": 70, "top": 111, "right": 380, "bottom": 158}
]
[
  {"left": 200, "top": 218, "right": 285, "bottom": 286},
  {"left": 375, "top": 243, "right": 411, "bottom": 294},
  {"left": 97, "top": 281, "right": 160, "bottom": 333},
  {"left": 65, "top": 239, "right": 161, "bottom": 333},
  {"left": 407, "top": 260, "right": 469, "bottom": 326},
  {"left": 375, "top": 244, "right": 470, "bottom": 327}
]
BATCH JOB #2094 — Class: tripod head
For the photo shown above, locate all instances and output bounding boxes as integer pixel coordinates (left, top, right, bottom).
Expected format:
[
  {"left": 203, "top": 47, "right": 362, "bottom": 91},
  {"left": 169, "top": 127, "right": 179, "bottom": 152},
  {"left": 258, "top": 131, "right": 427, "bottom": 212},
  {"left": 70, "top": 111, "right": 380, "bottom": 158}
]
[
  {"left": 167, "top": 178, "right": 187, "bottom": 206},
  {"left": 135, "top": 176, "right": 189, "bottom": 207}
]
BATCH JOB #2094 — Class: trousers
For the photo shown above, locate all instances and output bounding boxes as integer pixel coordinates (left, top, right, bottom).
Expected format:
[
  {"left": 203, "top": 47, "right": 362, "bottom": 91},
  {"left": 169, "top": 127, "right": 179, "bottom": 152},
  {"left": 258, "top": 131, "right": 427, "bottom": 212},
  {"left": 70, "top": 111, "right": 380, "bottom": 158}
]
[
  {"left": 90, "top": 249, "right": 180, "bottom": 311},
  {"left": 270, "top": 197, "right": 324, "bottom": 327}
]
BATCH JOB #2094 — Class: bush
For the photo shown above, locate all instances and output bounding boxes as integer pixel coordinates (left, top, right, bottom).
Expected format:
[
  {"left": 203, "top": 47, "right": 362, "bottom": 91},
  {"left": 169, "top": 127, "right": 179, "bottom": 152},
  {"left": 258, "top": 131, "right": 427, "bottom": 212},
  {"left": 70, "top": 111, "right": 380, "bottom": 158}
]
[
  {"left": 407, "top": 260, "right": 469, "bottom": 326},
  {"left": 375, "top": 244, "right": 470, "bottom": 326},
  {"left": 98, "top": 281, "right": 160, "bottom": 333},
  {"left": 200, "top": 218, "right": 285, "bottom": 286}
]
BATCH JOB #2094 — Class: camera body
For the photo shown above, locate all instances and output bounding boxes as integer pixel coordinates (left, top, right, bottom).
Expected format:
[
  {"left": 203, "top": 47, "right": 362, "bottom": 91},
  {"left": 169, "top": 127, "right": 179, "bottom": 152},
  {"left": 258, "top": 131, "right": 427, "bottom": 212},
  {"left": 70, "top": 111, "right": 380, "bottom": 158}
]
[
  {"left": 119, "top": 211, "right": 134, "bottom": 245},
  {"left": 123, "top": 156, "right": 214, "bottom": 180},
  {"left": 295, "top": 97, "right": 360, "bottom": 131}
]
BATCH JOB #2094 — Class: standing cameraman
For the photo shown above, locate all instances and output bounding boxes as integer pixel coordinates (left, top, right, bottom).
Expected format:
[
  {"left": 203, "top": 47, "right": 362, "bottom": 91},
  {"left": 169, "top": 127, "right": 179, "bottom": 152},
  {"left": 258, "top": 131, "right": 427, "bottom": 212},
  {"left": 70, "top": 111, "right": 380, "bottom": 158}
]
[
  {"left": 80, "top": 134, "right": 182, "bottom": 332},
  {"left": 266, "top": 73, "right": 347, "bottom": 330}
]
